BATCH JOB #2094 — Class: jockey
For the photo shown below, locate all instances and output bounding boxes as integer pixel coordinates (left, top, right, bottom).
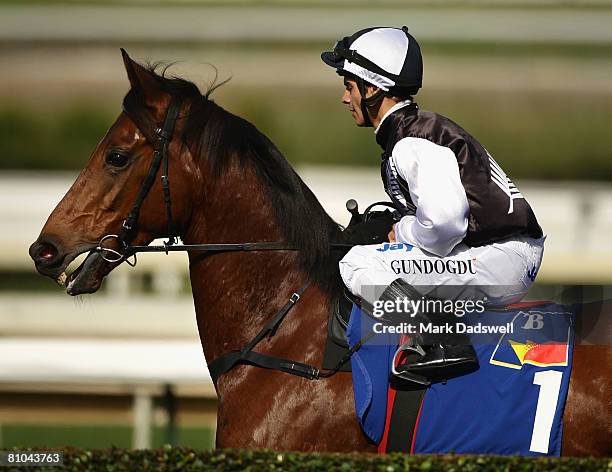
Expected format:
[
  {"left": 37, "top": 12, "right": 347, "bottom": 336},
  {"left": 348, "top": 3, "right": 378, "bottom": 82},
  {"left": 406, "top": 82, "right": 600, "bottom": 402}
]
[{"left": 322, "top": 27, "right": 545, "bottom": 384}]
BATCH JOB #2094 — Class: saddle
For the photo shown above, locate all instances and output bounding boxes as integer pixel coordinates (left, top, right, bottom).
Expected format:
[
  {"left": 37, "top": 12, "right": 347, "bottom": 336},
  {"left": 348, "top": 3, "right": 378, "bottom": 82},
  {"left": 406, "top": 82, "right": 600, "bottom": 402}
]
[
  {"left": 341, "top": 199, "right": 398, "bottom": 248},
  {"left": 323, "top": 200, "right": 398, "bottom": 371}
]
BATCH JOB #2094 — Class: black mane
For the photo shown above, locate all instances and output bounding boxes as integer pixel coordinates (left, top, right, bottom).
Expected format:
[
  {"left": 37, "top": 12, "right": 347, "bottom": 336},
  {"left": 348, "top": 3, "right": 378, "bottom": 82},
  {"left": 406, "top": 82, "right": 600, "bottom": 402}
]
[{"left": 128, "top": 63, "right": 345, "bottom": 293}]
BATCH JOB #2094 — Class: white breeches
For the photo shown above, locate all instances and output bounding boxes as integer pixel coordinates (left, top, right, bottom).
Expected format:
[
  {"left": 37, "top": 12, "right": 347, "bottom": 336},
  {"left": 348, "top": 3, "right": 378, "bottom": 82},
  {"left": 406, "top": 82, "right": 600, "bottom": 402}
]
[{"left": 339, "top": 235, "right": 546, "bottom": 307}]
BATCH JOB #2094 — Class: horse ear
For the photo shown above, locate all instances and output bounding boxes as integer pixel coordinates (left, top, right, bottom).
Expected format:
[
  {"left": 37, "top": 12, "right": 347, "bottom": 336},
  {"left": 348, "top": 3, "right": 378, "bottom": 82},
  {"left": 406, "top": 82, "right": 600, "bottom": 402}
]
[{"left": 120, "top": 48, "right": 162, "bottom": 99}]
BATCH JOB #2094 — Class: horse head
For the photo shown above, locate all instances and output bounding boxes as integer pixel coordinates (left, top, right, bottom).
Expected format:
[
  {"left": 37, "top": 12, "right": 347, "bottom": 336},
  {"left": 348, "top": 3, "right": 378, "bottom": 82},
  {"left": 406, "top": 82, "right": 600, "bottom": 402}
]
[
  {"left": 29, "top": 50, "right": 198, "bottom": 295},
  {"left": 30, "top": 49, "right": 342, "bottom": 298}
]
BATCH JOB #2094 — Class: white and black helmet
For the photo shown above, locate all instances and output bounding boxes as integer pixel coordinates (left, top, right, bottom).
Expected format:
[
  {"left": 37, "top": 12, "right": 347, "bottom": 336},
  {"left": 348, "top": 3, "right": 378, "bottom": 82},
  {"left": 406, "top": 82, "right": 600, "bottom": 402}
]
[
  {"left": 321, "top": 26, "right": 423, "bottom": 97},
  {"left": 322, "top": 27, "right": 422, "bottom": 127}
]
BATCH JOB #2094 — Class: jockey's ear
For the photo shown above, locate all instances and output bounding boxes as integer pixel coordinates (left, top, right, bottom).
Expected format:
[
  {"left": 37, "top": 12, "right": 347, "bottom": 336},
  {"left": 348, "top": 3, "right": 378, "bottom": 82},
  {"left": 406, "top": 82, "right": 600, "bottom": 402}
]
[
  {"left": 365, "top": 83, "right": 382, "bottom": 99},
  {"left": 121, "top": 48, "right": 164, "bottom": 103}
]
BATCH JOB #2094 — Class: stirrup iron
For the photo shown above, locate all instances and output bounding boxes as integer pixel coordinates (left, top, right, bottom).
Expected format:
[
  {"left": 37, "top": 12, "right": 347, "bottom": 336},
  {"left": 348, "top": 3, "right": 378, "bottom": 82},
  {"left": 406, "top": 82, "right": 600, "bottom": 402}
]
[{"left": 391, "top": 342, "right": 430, "bottom": 386}]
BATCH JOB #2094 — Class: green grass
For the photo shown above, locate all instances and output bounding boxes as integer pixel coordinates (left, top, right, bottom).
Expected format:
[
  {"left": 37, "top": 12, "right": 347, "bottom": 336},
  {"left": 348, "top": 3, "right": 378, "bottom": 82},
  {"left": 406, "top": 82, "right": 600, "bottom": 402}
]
[
  {"left": 0, "top": 271, "right": 61, "bottom": 292},
  {"left": 1, "top": 424, "right": 214, "bottom": 449},
  {"left": 2, "top": 87, "right": 612, "bottom": 181},
  {"left": 3, "top": 38, "right": 612, "bottom": 60}
]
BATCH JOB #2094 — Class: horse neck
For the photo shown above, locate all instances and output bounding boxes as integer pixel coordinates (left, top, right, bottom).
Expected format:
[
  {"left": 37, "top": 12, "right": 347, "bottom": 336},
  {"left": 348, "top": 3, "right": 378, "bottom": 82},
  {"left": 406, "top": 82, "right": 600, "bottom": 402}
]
[{"left": 183, "top": 161, "right": 322, "bottom": 364}]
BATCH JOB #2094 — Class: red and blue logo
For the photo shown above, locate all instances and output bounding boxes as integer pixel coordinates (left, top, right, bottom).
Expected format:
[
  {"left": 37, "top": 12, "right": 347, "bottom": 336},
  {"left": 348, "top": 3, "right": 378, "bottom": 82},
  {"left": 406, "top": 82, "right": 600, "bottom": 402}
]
[{"left": 490, "top": 310, "right": 571, "bottom": 370}]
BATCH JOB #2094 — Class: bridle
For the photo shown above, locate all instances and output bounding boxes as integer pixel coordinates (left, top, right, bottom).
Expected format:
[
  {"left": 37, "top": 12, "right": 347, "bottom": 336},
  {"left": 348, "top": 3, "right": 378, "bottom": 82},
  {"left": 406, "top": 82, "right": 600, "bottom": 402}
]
[
  {"left": 96, "top": 96, "right": 339, "bottom": 264},
  {"left": 94, "top": 94, "right": 361, "bottom": 382},
  {"left": 95, "top": 96, "right": 182, "bottom": 266}
]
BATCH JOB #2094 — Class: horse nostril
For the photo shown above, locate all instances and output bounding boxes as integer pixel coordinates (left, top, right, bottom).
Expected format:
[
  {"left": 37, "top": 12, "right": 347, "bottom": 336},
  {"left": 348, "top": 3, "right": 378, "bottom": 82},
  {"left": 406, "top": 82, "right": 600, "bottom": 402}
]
[
  {"left": 39, "top": 244, "right": 57, "bottom": 260},
  {"left": 29, "top": 240, "right": 60, "bottom": 266}
]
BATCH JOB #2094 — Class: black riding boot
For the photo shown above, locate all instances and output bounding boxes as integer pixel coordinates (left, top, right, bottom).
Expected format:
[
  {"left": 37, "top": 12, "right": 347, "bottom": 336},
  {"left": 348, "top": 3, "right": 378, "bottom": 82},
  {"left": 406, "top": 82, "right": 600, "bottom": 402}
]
[{"left": 377, "top": 279, "right": 479, "bottom": 386}]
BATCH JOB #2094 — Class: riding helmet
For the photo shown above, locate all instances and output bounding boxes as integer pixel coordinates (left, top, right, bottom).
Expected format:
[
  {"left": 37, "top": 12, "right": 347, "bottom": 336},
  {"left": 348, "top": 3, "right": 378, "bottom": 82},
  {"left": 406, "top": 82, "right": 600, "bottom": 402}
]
[{"left": 321, "top": 26, "right": 423, "bottom": 96}]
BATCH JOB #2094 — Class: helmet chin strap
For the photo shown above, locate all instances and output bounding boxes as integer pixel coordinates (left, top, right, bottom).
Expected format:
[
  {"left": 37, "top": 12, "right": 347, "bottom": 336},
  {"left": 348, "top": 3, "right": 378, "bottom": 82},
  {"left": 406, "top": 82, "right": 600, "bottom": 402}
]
[{"left": 356, "top": 77, "right": 385, "bottom": 127}]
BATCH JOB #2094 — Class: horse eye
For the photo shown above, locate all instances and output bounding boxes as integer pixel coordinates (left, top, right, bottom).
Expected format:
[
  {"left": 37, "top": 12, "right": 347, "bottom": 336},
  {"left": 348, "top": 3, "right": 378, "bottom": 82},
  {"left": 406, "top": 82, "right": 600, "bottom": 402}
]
[{"left": 105, "top": 151, "right": 130, "bottom": 168}]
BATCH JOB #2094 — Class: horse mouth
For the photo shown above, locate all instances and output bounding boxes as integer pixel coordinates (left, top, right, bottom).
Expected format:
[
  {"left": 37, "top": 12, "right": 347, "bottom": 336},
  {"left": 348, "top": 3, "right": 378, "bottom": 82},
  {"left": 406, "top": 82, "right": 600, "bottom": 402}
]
[{"left": 59, "top": 250, "right": 108, "bottom": 296}]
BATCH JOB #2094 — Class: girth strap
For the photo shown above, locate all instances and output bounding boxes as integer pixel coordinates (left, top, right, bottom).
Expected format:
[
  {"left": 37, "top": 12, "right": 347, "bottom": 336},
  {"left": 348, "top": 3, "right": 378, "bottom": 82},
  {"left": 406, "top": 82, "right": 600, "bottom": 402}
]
[{"left": 208, "top": 350, "right": 320, "bottom": 382}]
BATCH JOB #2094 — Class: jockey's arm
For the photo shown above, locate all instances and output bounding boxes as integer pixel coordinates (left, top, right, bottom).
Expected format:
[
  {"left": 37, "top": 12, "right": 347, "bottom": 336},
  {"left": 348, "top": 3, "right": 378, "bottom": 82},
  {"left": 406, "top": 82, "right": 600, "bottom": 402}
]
[{"left": 391, "top": 137, "right": 469, "bottom": 257}]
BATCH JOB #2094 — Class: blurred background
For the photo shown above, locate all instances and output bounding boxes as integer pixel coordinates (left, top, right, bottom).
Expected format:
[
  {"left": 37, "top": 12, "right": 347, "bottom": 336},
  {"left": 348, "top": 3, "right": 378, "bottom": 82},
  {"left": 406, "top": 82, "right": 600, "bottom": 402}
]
[{"left": 1, "top": 0, "right": 611, "bottom": 451}]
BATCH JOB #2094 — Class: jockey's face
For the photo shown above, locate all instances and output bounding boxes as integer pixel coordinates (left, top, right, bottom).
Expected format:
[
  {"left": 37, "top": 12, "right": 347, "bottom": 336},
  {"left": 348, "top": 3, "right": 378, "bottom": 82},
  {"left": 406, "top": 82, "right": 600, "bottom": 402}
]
[
  {"left": 342, "top": 77, "right": 366, "bottom": 126},
  {"left": 342, "top": 77, "right": 379, "bottom": 127}
]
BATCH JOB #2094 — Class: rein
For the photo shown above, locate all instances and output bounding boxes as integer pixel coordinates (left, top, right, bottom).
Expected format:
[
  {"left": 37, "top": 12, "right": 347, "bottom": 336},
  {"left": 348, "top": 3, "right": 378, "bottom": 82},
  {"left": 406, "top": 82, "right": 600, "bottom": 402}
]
[
  {"left": 96, "top": 96, "right": 353, "bottom": 264},
  {"left": 98, "top": 240, "right": 354, "bottom": 266},
  {"left": 95, "top": 95, "right": 363, "bottom": 382}
]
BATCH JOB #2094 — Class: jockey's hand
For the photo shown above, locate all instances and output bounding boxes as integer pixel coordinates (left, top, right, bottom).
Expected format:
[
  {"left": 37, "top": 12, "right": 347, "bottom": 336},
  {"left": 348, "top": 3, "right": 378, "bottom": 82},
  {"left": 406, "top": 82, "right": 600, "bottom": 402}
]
[{"left": 388, "top": 224, "right": 396, "bottom": 242}]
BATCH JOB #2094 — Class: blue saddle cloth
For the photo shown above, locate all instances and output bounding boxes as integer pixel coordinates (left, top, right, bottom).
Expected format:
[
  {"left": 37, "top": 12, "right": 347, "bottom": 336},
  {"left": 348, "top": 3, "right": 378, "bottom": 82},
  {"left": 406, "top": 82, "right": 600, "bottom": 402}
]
[
  {"left": 346, "top": 304, "right": 399, "bottom": 443},
  {"left": 347, "top": 303, "right": 575, "bottom": 455}
]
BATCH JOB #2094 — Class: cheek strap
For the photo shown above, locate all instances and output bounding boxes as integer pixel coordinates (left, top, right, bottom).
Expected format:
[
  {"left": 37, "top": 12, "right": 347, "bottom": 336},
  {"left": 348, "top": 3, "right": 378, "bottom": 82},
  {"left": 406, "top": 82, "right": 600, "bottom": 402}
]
[{"left": 357, "top": 78, "right": 385, "bottom": 127}]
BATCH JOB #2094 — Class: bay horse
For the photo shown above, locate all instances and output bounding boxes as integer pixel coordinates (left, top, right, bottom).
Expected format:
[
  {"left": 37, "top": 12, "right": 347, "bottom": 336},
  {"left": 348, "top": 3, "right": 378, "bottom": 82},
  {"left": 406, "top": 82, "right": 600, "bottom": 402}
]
[{"left": 29, "top": 51, "right": 610, "bottom": 456}]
